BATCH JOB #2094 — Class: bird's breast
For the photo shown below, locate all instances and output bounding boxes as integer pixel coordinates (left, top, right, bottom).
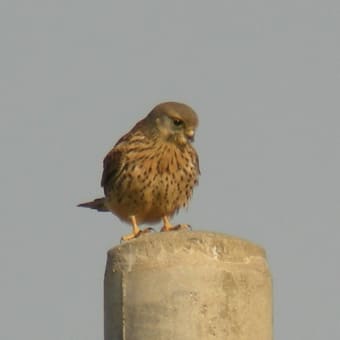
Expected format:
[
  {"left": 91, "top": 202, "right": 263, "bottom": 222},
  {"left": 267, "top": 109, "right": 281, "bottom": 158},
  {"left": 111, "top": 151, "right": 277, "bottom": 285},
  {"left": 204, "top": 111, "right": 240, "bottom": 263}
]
[{"left": 106, "top": 141, "right": 199, "bottom": 223}]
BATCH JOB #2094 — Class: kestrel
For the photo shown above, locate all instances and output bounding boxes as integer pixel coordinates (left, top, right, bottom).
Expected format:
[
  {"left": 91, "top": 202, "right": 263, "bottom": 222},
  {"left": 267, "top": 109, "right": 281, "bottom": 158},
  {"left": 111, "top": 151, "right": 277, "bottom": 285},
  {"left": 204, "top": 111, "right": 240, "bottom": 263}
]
[{"left": 78, "top": 102, "right": 200, "bottom": 241}]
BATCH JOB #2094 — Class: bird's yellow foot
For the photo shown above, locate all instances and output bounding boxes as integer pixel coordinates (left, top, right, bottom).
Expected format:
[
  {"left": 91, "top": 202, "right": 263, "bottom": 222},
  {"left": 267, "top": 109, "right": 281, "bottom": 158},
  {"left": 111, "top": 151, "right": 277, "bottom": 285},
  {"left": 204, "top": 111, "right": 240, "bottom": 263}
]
[
  {"left": 121, "top": 227, "right": 154, "bottom": 242},
  {"left": 160, "top": 216, "right": 192, "bottom": 232},
  {"left": 121, "top": 216, "right": 154, "bottom": 242},
  {"left": 160, "top": 224, "right": 191, "bottom": 232}
]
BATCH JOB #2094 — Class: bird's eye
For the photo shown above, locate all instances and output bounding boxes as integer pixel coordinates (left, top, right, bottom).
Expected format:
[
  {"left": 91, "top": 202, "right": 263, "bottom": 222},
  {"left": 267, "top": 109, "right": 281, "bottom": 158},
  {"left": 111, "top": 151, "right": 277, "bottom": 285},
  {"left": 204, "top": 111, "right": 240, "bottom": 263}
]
[{"left": 173, "top": 119, "right": 183, "bottom": 126}]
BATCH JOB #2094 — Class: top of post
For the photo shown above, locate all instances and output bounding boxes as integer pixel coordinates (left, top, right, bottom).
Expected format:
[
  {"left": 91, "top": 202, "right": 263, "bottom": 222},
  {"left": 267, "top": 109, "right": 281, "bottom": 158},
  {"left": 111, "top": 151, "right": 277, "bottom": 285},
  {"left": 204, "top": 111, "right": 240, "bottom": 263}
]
[{"left": 106, "top": 231, "right": 267, "bottom": 272}]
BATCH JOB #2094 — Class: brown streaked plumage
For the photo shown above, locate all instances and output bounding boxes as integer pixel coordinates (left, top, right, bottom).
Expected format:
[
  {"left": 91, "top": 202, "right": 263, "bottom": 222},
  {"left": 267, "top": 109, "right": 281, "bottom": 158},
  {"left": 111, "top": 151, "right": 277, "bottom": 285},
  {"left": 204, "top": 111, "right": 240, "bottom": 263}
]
[{"left": 78, "top": 101, "right": 200, "bottom": 241}]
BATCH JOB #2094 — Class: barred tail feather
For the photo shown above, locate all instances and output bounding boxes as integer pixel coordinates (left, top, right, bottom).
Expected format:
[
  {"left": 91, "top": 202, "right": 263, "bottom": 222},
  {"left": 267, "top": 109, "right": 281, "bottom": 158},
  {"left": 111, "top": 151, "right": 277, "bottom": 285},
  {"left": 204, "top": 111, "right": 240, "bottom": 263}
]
[{"left": 77, "top": 197, "right": 109, "bottom": 212}]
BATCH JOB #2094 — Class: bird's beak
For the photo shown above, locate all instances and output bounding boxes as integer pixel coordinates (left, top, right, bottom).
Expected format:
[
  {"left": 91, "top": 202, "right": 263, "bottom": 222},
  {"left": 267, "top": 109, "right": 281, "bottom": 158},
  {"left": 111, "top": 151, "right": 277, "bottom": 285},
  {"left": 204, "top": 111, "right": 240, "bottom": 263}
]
[{"left": 186, "top": 129, "right": 195, "bottom": 142}]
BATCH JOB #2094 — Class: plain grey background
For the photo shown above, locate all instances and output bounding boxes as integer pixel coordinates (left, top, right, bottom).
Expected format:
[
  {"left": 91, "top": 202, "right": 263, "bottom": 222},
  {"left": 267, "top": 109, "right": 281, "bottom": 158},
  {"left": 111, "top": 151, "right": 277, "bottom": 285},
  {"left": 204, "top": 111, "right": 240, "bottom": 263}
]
[{"left": 1, "top": 1, "right": 339, "bottom": 339}]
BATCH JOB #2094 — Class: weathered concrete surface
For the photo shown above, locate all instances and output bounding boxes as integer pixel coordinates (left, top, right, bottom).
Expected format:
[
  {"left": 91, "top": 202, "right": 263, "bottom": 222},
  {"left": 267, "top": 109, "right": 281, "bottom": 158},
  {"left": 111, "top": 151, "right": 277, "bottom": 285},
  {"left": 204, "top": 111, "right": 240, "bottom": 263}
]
[{"left": 104, "top": 231, "right": 272, "bottom": 340}]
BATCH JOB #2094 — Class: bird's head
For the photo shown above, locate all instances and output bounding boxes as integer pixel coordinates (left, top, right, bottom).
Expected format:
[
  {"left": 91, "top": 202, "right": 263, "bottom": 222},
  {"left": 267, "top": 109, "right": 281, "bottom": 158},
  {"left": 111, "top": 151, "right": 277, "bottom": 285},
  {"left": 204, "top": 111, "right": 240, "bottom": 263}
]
[{"left": 147, "top": 102, "right": 198, "bottom": 145}]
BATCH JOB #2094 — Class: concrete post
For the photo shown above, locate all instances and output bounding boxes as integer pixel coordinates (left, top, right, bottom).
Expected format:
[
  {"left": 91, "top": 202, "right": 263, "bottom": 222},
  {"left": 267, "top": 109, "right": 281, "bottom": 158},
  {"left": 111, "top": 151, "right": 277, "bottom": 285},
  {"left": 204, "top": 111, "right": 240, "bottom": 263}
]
[{"left": 104, "top": 231, "right": 272, "bottom": 340}]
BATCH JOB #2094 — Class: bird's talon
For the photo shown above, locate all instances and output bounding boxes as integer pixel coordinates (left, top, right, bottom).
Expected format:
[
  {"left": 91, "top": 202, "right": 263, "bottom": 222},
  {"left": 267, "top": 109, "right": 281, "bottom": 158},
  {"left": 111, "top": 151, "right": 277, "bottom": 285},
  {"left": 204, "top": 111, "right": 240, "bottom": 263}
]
[
  {"left": 141, "top": 227, "right": 155, "bottom": 234},
  {"left": 175, "top": 223, "right": 192, "bottom": 231},
  {"left": 160, "top": 223, "right": 192, "bottom": 232},
  {"left": 120, "top": 227, "right": 154, "bottom": 242}
]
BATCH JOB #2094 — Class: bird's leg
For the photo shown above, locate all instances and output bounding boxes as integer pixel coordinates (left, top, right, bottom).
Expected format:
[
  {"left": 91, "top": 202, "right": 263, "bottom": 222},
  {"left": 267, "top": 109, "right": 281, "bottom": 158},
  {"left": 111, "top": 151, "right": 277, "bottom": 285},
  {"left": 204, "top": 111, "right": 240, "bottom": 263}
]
[
  {"left": 121, "top": 216, "right": 154, "bottom": 242},
  {"left": 121, "top": 216, "right": 141, "bottom": 241},
  {"left": 160, "top": 216, "right": 173, "bottom": 231},
  {"left": 160, "top": 216, "right": 191, "bottom": 232}
]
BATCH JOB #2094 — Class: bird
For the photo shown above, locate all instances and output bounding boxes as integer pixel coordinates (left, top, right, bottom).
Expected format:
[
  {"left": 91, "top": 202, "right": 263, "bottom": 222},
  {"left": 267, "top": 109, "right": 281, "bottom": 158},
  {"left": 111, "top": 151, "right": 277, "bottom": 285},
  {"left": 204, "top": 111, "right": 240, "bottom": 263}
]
[{"left": 78, "top": 101, "right": 200, "bottom": 241}]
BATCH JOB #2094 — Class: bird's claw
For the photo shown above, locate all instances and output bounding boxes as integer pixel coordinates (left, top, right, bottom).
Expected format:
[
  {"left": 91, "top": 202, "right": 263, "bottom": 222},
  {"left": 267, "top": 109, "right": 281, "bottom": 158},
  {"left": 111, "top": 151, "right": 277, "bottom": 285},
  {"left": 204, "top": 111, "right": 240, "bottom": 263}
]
[
  {"left": 142, "top": 227, "right": 156, "bottom": 234},
  {"left": 120, "top": 227, "right": 155, "bottom": 243},
  {"left": 160, "top": 223, "right": 192, "bottom": 232}
]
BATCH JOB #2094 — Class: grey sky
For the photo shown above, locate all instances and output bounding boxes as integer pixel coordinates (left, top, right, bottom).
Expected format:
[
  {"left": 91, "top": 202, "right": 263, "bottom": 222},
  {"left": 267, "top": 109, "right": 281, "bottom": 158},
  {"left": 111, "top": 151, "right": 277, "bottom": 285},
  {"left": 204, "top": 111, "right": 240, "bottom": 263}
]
[{"left": 1, "top": 1, "right": 339, "bottom": 339}]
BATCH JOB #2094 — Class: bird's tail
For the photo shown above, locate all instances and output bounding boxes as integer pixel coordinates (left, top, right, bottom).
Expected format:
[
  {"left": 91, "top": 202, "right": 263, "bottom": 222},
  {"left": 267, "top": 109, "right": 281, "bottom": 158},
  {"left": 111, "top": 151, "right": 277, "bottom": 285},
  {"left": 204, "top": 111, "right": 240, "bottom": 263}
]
[{"left": 77, "top": 197, "right": 109, "bottom": 212}]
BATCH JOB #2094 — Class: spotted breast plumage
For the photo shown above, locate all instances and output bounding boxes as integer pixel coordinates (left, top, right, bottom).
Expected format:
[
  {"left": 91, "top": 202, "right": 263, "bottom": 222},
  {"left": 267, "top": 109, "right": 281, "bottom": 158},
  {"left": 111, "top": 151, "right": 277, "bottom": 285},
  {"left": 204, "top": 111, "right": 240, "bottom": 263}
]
[{"left": 78, "top": 102, "right": 200, "bottom": 241}]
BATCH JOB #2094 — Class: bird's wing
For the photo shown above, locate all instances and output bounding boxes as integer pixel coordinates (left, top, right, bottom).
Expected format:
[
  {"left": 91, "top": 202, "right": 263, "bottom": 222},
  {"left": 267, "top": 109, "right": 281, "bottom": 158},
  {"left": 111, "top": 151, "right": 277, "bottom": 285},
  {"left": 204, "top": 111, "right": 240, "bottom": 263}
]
[
  {"left": 101, "top": 143, "right": 125, "bottom": 195},
  {"left": 100, "top": 124, "right": 146, "bottom": 194}
]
